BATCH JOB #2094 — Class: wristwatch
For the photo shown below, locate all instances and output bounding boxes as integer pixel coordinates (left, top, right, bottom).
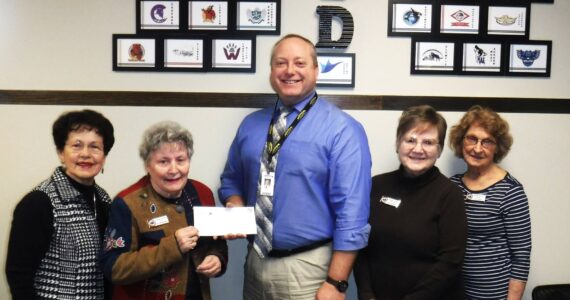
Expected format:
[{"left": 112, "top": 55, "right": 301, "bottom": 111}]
[{"left": 326, "top": 276, "right": 349, "bottom": 293}]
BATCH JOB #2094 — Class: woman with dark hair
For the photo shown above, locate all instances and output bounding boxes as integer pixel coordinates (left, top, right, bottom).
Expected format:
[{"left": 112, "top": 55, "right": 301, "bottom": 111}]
[
  {"left": 6, "top": 109, "right": 115, "bottom": 299},
  {"left": 355, "top": 105, "right": 467, "bottom": 300},
  {"left": 449, "top": 105, "right": 531, "bottom": 300},
  {"left": 100, "top": 121, "right": 227, "bottom": 300}
]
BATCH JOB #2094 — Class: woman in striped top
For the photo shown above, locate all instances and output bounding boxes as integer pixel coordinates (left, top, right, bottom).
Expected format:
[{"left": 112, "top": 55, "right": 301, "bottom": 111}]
[{"left": 449, "top": 105, "right": 531, "bottom": 300}]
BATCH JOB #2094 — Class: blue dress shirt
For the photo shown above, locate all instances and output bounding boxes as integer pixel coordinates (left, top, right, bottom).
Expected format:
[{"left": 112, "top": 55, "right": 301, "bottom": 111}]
[{"left": 219, "top": 93, "right": 371, "bottom": 251}]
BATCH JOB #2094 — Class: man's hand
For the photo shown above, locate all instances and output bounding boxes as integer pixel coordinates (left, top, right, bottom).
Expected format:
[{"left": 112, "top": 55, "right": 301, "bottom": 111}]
[
  {"left": 213, "top": 195, "right": 248, "bottom": 240},
  {"left": 316, "top": 281, "right": 345, "bottom": 300}
]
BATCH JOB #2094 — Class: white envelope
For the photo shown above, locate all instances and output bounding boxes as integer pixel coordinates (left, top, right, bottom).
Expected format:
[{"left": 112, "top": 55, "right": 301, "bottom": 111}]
[{"left": 193, "top": 206, "right": 257, "bottom": 236}]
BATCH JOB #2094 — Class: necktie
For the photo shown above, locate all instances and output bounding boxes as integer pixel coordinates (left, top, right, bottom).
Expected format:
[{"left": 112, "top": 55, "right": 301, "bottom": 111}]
[{"left": 253, "top": 105, "right": 291, "bottom": 258}]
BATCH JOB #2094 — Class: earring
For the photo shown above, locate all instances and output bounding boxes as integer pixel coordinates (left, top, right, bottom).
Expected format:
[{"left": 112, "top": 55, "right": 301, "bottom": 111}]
[{"left": 101, "top": 167, "right": 104, "bottom": 174}]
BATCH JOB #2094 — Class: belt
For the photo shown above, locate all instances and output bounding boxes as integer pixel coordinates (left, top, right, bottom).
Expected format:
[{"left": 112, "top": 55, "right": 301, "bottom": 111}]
[{"left": 267, "top": 239, "right": 332, "bottom": 258}]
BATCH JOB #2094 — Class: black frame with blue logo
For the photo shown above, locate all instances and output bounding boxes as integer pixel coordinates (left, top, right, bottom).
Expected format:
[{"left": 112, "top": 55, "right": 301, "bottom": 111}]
[
  {"left": 316, "top": 53, "right": 356, "bottom": 88},
  {"left": 505, "top": 40, "right": 552, "bottom": 77},
  {"left": 388, "top": 0, "right": 437, "bottom": 37}
]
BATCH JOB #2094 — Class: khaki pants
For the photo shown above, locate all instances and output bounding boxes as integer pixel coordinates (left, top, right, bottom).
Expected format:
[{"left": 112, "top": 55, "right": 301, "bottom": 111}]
[{"left": 243, "top": 243, "right": 333, "bottom": 300}]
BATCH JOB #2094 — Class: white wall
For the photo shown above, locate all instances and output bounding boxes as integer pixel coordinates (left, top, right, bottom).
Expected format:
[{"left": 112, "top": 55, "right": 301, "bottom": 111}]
[{"left": 1, "top": 1, "right": 570, "bottom": 299}]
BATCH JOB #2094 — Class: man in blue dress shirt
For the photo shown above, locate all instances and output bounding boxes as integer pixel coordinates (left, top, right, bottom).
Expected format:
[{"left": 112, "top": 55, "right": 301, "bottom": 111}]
[{"left": 219, "top": 34, "right": 371, "bottom": 300}]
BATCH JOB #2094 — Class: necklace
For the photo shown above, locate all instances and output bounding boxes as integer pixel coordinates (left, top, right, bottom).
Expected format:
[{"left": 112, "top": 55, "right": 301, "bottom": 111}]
[{"left": 175, "top": 189, "right": 193, "bottom": 214}]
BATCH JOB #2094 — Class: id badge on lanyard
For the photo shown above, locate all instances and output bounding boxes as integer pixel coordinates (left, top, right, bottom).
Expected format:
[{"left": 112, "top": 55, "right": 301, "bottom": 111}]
[{"left": 260, "top": 171, "right": 276, "bottom": 196}]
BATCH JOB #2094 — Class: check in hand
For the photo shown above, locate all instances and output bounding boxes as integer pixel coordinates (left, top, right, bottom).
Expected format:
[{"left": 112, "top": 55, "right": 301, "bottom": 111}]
[
  {"left": 175, "top": 226, "right": 199, "bottom": 253},
  {"left": 213, "top": 195, "right": 248, "bottom": 240}
]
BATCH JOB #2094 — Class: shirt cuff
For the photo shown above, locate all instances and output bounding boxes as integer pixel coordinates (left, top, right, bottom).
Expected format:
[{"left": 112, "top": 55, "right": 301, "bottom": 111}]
[{"left": 332, "top": 223, "right": 370, "bottom": 251}]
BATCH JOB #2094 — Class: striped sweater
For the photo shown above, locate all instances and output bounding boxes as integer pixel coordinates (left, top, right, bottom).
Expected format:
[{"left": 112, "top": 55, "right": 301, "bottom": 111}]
[{"left": 450, "top": 173, "right": 531, "bottom": 300}]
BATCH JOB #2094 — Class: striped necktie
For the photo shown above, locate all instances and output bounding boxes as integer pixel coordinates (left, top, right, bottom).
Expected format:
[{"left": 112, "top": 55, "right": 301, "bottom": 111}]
[{"left": 253, "top": 105, "right": 291, "bottom": 258}]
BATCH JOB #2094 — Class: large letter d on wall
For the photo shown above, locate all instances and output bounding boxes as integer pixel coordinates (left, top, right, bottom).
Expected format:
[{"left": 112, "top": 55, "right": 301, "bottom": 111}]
[{"left": 316, "top": 6, "right": 354, "bottom": 49}]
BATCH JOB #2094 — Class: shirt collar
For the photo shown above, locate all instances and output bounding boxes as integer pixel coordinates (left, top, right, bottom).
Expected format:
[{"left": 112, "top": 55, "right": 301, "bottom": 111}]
[{"left": 279, "top": 91, "right": 317, "bottom": 113}]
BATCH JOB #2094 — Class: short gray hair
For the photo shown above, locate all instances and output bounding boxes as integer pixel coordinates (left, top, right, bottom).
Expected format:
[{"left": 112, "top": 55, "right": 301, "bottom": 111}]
[{"left": 139, "top": 121, "right": 194, "bottom": 163}]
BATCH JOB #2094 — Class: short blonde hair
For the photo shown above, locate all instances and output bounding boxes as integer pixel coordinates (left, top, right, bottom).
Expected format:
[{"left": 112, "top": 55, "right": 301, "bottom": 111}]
[{"left": 270, "top": 33, "right": 318, "bottom": 67}]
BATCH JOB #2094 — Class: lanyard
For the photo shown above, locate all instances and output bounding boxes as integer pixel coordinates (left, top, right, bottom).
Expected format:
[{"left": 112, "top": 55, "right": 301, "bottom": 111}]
[{"left": 265, "top": 93, "right": 318, "bottom": 162}]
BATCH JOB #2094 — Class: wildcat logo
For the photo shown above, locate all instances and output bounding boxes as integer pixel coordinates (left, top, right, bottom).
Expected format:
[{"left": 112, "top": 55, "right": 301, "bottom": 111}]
[
  {"left": 223, "top": 43, "right": 241, "bottom": 60},
  {"left": 150, "top": 4, "right": 167, "bottom": 23},
  {"left": 247, "top": 8, "right": 266, "bottom": 24},
  {"left": 517, "top": 50, "right": 540, "bottom": 67}
]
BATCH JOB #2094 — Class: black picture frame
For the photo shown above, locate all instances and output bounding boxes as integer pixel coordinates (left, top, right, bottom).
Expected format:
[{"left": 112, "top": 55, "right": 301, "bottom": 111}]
[
  {"left": 162, "top": 35, "right": 210, "bottom": 72},
  {"left": 113, "top": 34, "right": 158, "bottom": 71},
  {"left": 410, "top": 37, "right": 457, "bottom": 74},
  {"left": 209, "top": 35, "right": 256, "bottom": 72},
  {"left": 235, "top": 0, "right": 281, "bottom": 35},
  {"left": 136, "top": 0, "right": 184, "bottom": 34},
  {"left": 486, "top": 2, "right": 530, "bottom": 38},
  {"left": 439, "top": 2, "right": 481, "bottom": 35},
  {"left": 316, "top": 53, "right": 356, "bottom": 88},
  {"left": 388, "top": 0, "right": 435, "bottom": 37},
  {"left": 459, "top": 40, "right": 505, "bottom": 76},
  {"left": 506, "top": 40, "right": 552, "bottom": 77},
  {"left": 187, "top": 0, "right": 231, "bottom": 33}
]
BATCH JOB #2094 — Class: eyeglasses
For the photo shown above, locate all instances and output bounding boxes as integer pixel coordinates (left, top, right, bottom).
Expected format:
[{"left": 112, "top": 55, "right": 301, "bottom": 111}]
[
  {"left": 463, "top": 135, "right": 496, "bottom": 149},
  {"left": 402, "top": 137, "right": 440, "bottom": 151},
  {"left": 66, "top": 141, "right": 104, "bottom": 154}
]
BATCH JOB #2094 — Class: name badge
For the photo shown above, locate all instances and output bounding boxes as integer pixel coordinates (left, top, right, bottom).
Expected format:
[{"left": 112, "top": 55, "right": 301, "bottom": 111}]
[
  {"left": 260, "top": 172, "right": 275, "bottom": 196},
  {"left": 148, "top": 215, "right": 169, "bottom": 227},
  {"left": 466, "top": 193, "right": 486, "bottom": 202},
  {"left": 380, "top": 196, "right": 401, "bottom": 208}
]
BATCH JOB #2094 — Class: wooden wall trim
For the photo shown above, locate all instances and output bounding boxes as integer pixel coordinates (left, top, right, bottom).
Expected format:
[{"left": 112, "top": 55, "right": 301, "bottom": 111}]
[{"left": 1, "top": 89, "right": 569, "bottom": 113}]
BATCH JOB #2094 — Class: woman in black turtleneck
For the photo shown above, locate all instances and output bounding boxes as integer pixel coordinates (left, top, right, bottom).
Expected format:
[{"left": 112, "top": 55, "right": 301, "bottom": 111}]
[
  {"left": 354, "top": 105, "right": 467, "bottom": 300},
  {"left": 6, "top": 109, "right": 115, "bottom": 300}
]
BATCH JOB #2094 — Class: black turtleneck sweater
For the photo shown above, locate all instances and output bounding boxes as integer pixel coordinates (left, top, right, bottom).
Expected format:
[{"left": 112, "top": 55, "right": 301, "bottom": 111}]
[{"left": 354, "top": 166, "right": 467, "bottom": 300}]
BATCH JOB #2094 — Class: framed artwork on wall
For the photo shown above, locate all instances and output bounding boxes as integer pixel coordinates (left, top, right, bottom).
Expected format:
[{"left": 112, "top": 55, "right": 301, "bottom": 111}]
[
  {"left": 388, "top": 0, "right": 434, "bottom": 36},
  {"left": 137, "top": 1, "right": 181, "bottom": 33},
  {"left": 113, "top": 35, "right": 157, "bottom": 70},
  {"left": 316, "top": 53, "right": 355, "bottom": 87},
  {"left": 163, "top": 37, "right": 207, "bottom": 70},
  {"left": 461, "top": 42, "right": 503, "bottom": 75},
  {"left": 188, "top": 1, "right": 229, "bottom": 31},
  {"left": 411, "top": 39, "right": 456, "bottom": 74},
  {"left": 506, "top": 41, "right": 551, "bottom": 77},
  {"left": 210, "top": 36, "right": 256, "bottom": 72},
  {"left": 440, "top": 4, "right": 480, "bottom": 34},
  {"left": 487, "top": 4, "right": 530, "bottom": 37},
  {"left": 236, "top": 1, "right": 280, "bottom": 34}
]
